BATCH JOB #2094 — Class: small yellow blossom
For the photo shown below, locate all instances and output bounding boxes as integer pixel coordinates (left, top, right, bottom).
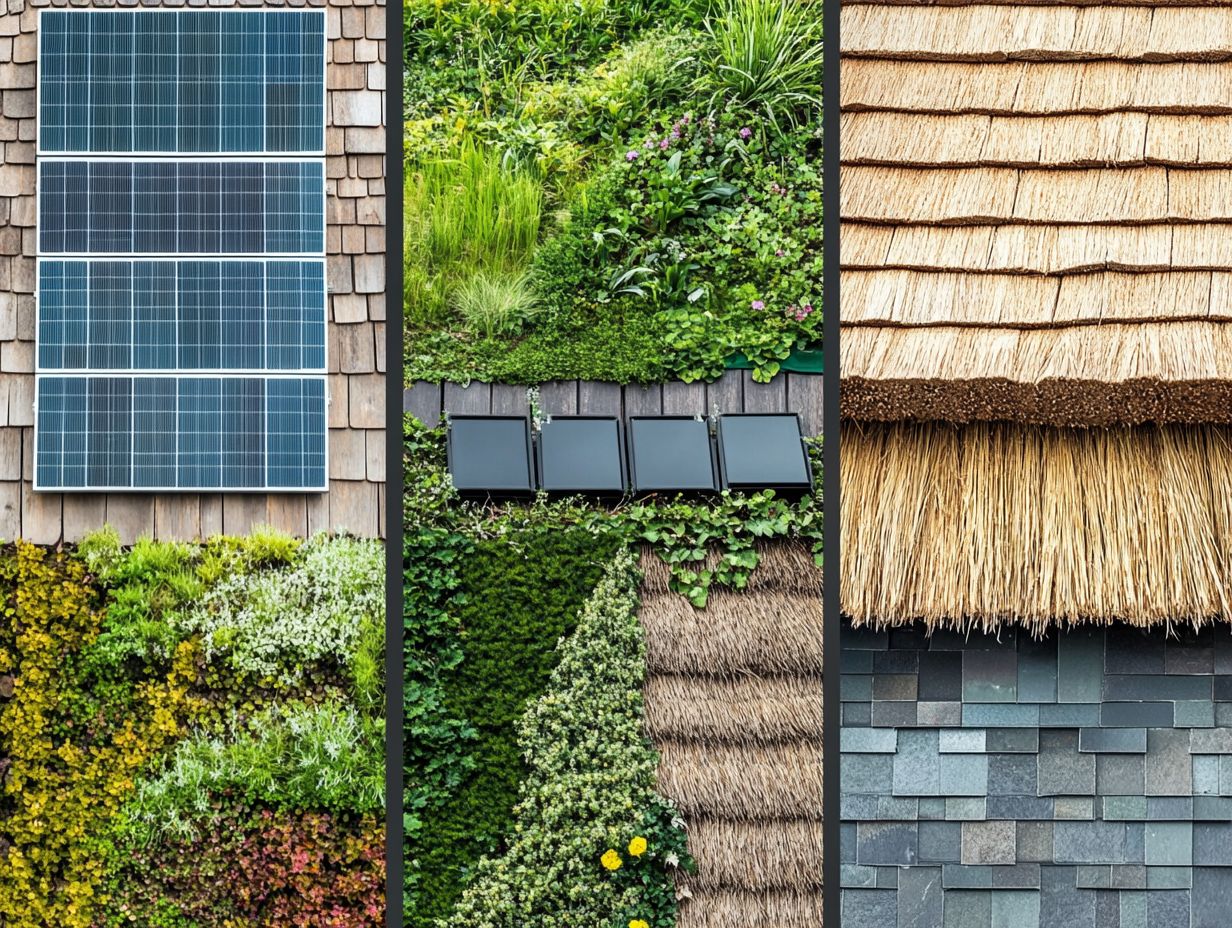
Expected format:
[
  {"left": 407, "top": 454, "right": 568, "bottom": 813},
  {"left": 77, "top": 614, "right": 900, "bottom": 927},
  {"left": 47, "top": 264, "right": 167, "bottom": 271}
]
[
  {"left": 628, "top": 836, "right": 648, "bottom": 857},
  {"left": 601, "top": 849, "right": 623, "bottom": 871},
  {"left": 629, "top": 920, "right": 650, "bottom": 928}
]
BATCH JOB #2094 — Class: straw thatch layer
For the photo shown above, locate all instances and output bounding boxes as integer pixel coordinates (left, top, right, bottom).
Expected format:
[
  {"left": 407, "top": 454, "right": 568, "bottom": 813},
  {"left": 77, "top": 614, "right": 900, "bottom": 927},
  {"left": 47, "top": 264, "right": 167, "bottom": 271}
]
[
  {"left": 639, "top": 543, "right": 822, "bottom": 595},
  {"left": 657, "top": 742, "right": 824, "bottom": 820},
  {"left": 843, "top": 6, "right": 1232, "bottom": 63},
  {"left": 842, "top": 60, "right": 1232, "bottom": 114},
  {"left": 676, "top": 890, "right": 824, "bottom": 928},
  {"left": 842, "top": 222, "right": 1232, "bottom": 274},
  {"left": 679, "top": 818, "right": 823, "bottom": 891},
  {"left": 643, "top": 674, "right": 823, "bottom": 744},
  {"left": 841, "top": 421, "right": 1232, "bottom": 630},
  {"left": 840, "top": 323, "right": 1232, "bottom": 425},
  {"left": 842, "top": 112, "right": 1232, "bottom": 167}
]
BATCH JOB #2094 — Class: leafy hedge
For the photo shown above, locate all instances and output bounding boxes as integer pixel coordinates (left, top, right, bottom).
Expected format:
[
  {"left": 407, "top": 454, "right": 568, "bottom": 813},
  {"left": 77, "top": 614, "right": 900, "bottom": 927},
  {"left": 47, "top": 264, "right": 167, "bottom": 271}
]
[{"left": 0, "top": 533, "right": 385, "bottom": 928}]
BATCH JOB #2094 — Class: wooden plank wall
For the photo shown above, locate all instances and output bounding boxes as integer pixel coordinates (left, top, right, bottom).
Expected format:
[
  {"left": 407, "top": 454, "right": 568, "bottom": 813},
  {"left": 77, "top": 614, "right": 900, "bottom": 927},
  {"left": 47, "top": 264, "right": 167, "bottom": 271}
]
[{"left": 403, "top": 371, "right": 823, "bottom": 436}]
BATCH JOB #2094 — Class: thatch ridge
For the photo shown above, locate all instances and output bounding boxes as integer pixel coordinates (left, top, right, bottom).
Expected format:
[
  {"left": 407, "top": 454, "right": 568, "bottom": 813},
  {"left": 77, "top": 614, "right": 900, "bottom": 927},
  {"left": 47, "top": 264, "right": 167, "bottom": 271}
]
[
  {"left": 679, "top": 818, "right": 823, "bottom": 891},
  {"left": 677, "top": 890, "right": 825, "bottom": 928},
  {"left": 656, "top": 741, "right": 824, "bottom": 819},
  {"left": 841, "top": 421, "right": 1232, "bottom": 630},
  {"left": 644, "top": 674, "right": 823, "bottom": 744}
]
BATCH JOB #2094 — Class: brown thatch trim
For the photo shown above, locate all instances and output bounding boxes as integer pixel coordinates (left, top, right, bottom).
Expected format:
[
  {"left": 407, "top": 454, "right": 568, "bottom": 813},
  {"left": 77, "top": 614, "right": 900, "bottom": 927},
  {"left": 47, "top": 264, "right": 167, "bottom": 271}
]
[
  {"left": 638, "top": 543, "right": 821, "bottom": 595},
  {"left": 643, "top": 674, "right": 822, "bottom": 745},
  {"left": 843, "top": 270, "right": 1232, "bottom": 328},
  {"left": 842, "top": 112, "right": 1232, "bottom": 167},
  {"left": 842, "top": 166, "right": 1232, "bottom": 225},
  {"left": 842, "top": 222, "right": 1232, "bottom": 274},
  {"left": 656, "top": 742, "right": 824, "bottom": 820},
  {"left": 680, "top": 818, "right": 823, "bottom": 891},
  {"left": 842, "top": 6, "right": 1232, "bottom": 63},
  {"left": 840, "top": 323, "right": 1232, "bottom": 425},
  {"left": 841, "top": 60, "right": 1232, "bottom": 115},
  {"left": 641, "top": 591, "right": 824, "bottom": 675},
  {"left": 841, "top": 421, "right": 1232, "bottom": 630},
  {"left": 676, "top": 890, "right": 824, "bottom": 928}
]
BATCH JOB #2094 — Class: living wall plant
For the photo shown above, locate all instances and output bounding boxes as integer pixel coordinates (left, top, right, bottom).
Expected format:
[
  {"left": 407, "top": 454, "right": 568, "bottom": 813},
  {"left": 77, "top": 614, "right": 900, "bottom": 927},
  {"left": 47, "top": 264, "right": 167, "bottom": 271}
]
[{"left": 403, "top": 0, "right": 822, "bottom": 384}]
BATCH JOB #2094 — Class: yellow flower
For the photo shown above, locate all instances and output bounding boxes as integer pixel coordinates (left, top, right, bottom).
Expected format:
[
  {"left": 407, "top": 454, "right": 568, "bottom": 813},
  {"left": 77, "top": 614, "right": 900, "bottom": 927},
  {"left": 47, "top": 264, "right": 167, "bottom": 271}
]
[
  {"left": 601, "top": 849, "right": 623, "bottom": 871},
  {"left": 628, "top": 836, "right": 648, "bottom": 857},
  {"left": 630, "top": 921, "right": 650, "bottom": 928}
]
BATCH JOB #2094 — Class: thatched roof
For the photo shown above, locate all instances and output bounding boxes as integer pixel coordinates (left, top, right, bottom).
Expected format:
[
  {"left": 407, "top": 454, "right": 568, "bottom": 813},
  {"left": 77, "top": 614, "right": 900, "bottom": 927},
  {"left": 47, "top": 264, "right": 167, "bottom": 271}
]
[
  {"left": 841, "top": 420, "right": 1232, "bottom": 631},
  {"left": 840, "top": 4, "right": 1232, "bottom": 425},
  {"left": 639, "top": 544, "right": 823, "bottom": 928}
]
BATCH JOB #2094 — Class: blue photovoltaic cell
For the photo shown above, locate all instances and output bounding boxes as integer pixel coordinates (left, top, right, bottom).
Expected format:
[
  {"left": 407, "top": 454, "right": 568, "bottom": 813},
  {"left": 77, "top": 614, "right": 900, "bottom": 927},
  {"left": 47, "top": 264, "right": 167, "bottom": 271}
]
[
  {"left": 39, "top": 11, "right": 324, "bottom": 154},
  {"left": 39, "top": 161, "right": 323, "bottom": 254},
  {"left": 37, "top": 260, "right": 325, "bottom": 372},
  {"left": 34, "top": 376, "right": 326, "bottom": 490}
]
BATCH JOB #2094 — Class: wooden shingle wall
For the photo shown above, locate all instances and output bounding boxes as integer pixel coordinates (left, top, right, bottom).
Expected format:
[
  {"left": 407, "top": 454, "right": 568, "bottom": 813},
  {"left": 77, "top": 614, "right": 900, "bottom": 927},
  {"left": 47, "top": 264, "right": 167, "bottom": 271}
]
[
  {"left": 404, "top": 372, "right": 824, "bottom": 437},
  {"left": 0, "top": 0, "right": 385, "bottom": 543}
]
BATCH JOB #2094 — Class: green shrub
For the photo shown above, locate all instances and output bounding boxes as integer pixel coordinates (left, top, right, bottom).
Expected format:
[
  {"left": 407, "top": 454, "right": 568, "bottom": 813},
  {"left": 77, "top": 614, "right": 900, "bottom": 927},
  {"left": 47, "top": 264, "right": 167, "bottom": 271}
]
[
  {"left": 444, "top": 551, "right": 690, "bottom": 928},
  {"left": 453, "top": 268, "right": 541, "bottom": 337},
  {"left": 410, "top": 529, "right": 621, "bottom": 926}
]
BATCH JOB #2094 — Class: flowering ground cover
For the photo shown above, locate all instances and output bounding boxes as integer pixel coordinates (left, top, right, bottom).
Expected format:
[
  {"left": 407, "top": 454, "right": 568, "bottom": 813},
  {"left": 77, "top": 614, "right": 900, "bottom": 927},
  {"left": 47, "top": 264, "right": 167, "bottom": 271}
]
[
  {"left": 0, "top": 532, "right": 385, "bottom": 928},
  {"left": 403, "top": 0, "right": 822, "bottom": 384}
]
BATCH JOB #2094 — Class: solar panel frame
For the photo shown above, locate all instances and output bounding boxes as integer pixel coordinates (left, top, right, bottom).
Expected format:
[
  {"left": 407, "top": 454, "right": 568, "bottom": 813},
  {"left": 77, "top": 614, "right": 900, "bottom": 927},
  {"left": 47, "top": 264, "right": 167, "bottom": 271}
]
[{"left": 33, "top": 9, "right": 329, "bottom": 493}]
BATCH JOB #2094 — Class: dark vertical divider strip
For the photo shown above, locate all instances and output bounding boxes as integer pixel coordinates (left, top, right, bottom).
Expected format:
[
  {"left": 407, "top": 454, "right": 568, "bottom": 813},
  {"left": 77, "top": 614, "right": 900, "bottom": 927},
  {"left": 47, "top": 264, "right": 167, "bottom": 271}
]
[
  {"left": 823, "top": 0, "right": 842, "bottom": 922},
  {"left": 385, "top": 7, "right": 406, "bottom": 926}
]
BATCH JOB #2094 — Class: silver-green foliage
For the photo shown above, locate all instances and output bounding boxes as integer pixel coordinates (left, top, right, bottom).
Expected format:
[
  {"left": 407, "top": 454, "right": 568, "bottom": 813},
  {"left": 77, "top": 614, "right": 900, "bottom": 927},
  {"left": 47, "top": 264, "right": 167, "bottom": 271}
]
[
  {"left": 175, "top": 534, "right": 384, "bottom": 684},
  {"left": 444, "top": 550, "right": 685, "bottom": 928}
]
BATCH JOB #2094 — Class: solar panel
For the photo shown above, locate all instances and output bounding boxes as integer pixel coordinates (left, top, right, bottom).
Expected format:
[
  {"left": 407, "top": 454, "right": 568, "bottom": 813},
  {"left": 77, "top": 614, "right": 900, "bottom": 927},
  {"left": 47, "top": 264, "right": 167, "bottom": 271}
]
[
  {"left": 627, "top": 417, "right": 719, "bottom": 494},
  {"left": 446, "top": 416, "right": 535, "bottom": 497},
  {"left": 35, "top": 10, "right": 327, "bottom": 492},
  {"left": 716, "top": 414, "right": 813, "bottom": 496},
  {"left": 39, "top": 11, "right": 324, "bottom": 155}
]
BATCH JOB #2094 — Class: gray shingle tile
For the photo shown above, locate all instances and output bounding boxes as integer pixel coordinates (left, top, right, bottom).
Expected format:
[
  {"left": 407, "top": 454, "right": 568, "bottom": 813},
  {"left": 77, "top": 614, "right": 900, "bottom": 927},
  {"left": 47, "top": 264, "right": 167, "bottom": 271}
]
[
  {"left": 1102, "top": 702, "right": 1173, "bottom": 728},
  {"left": 1039, "top": 703, "right": 1102, "bottom": 727},
  {"left": 1189, "top": 728, "right": 1232, "bottom": 754},
  {"left": 1094, "top": 890, "right": 1118, "bottom": 928},
  {"left": 1145, "top": 729, "right": 1192, "bottom": 796},
  {"left": 919, "top": 822, "right": 962, "bottom": 863},
  {"left": 1119, "top": 889, "right": 1146, "bottom": 928},
  {"left": 1039, "top": 865, "right": 1095, "bottom": 927},
  {"left": 843, "top": 754, "right": 894, "bottom": 793},
  {"left": 945, "top": 798, "right": 986, "bottom": 820},
  {"left": 1104, "top": 674, "right": 1211, "bottom": 701},
  {"left": 842, "top": 888, "right": 896, "bottom": 928},
  {"left": 943, "top": 890, "right": 992, "bottom": 928},
  {"left": 963, "top": 650, "right": 1018, "bottom": 703},
  {"left": 919, "top": 797, "right": 947, "bottom": 820},
  {"left": 1193, "top": 755, "right": 1219, "bottom": 795},
  {"left": 989, "top": 754, "right": 1037, "bottom": 795},
  {"left": 1215, "top": 630, "right": 1232, "bottom": 674},
  {"left": 940, "top": 754, "right": 988, "bottom": 796},
  {"left": 986, "top": 795, "right": 1053, "bottom": 820},
  {"left": 873, "top": 649, "right": 919, "bottom": 674},
  {"left": 1193, "top": 868, "right": 1232, "bottom": 928},
  {"left": 842, "top": 727, "right": 898, "bottom": 753},
  {"left": 1193, "top": 823, "right": 1232, "bottom": 866},
  {"left": 1101, "top": 796, "right": 1147, "bottom": 820},
  {"left": 1215, "top": 702, "right": 1232, "bottom": 727},
  {"left": 1018, "top": 634, "right": 1058, "bottom": 703},
  {"left": 1106, "top": 628, "right": 1163, "bottom": 674},
  {"left": 894, "top": 729, "right": 941, "bottom": 796},
  {"left": 1039, "top": 730, "right": 1096, "bottom": 796},
  {"left": 1054, "top": 798, "right": 1096, "bottom": 819},
  {"left": 1055, "top": 822, "right": 1128, "bottom": 864},
  {"left": 841, "top": 864, "right": 878, "bottom": 888},
  {"left": 1059, "top": 627, "right": 1105, "bottom": 702},
  {"left": 1174, "top": 700, "right": 1215, "bottom": 728},
  {"left": 1145, "top": 868, "right": 1192, "bottom": 890},
  {"left": 1146, "top": 797, "right": 1192, "bottom": 819},
  {"left": 877, "top": 866, "right": 899, "bottom": 889},
  {"left": 986, "top": 728, "right": 1040, "bottom": 753},
  {"left": 842, "top": 650, "right": 875, "bottom": 674},
  {"left": 1110, "top": 865, "right": 1148, "bottom": 889},
  {"left": 1076, "top": 865, "right": 1112, "bottom": 889},
  {"left": 1166, "top": 626, "right": 1214, "bottom": 674},
  {"left": 1193, "top": 796, "right": 1232, "bottom": 819},
  {"left": 1219, "top": 755, "right": 1232, "bottom": 795},
  {"left": 873, "top": 700, "right": 918, "bottom": 727},
  {"left": 964, "top": 703, "right": 1039, "bottom": 727},
  {"left": 1016, "top": 822, "right": 1054, "bottom": 862},
  {"left": 858, "top": 822, "right": 919, "bottom": 866},
  {"left": 844, "top": 675, "right": 873, "bottom": 701},
  {"left": 891, "top": 626, "right": 931, "bottom": 649},
  {"left": 918, "top": 701, "right": 963, "bottom": 726},
  {"left": 961, "top": 821, "right": 1016, "bottom": 865},
  {"left": 1097, "top": 754, "right": 1145, "bottom": 795},
  {"left": 1125, "top": 823, "right": 1146, "bottom": 864},
  {"left": 918, "top": 651, "right": 963, "bottom": 702},
  {"left": 1078, "top": 728, "right": 1148, "bottom": 753},
  {"left": 991, "top": 890, "right": 1040, "bottom": 928},
  {"left": 842, "top": 794, "right": 881, "bottom": 820},
  {"left": 845, "top": 627, "right": 889, "bottom": 649},
  {"left": 939, "top": 729, "right": 985, "bottom": 753},
  {"left": 841, "top": 823, "right": 857, "bottom": 863},
  {"left": 991, "top": 862, "right": 1041, "bottom": 889},
  {"left": 1144, "top": 823, "right": 1192, "bottom": 867},
  {"left": 844, "top": 702, "right": 873, "bottom": 726},
  {"left": 880, "top": 796, "right": 921, "bottom": 820},
  {"left": 899, "top": 866, "right": 944, "bottom": 928},
  {"left": 874, "top": 673, "right": 919, "bottom": 701},
  {"left": 943, "top": 865, "right": 993, "bottom": 889},
  {"left": 1144, "top": 890, "right": 1190, "bottom": 928}
]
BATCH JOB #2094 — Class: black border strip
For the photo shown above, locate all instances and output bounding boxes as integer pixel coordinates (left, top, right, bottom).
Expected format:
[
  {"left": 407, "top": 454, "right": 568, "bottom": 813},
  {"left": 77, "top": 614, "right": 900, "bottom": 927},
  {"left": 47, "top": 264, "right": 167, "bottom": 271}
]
[
  {"left": 385, "top": 1, "right": 405, "bottom": 923},
  {"left": 822, "top": 0, "right": 842, "bottom": 923}
]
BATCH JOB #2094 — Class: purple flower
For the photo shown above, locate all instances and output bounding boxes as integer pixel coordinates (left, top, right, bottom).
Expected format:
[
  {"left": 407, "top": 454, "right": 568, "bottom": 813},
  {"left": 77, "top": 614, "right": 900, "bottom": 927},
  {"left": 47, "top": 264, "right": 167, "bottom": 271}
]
[
  {"left": 802, "top": 303, "right": 814, "bottom": 314},
  {"left": 751, "top": 299, "right": 766, "bottom": 311},
  {"left": 644, "top": 138, "right": 655, "bottom": 149},
  {"left": 681, "top": 113, "right": 691, "bottom": 125},
  {"left": 626, "top": 150, "right": 639, "bottom": 161},
  {"left": 739, "top": 127, "right": 752, "bottom": 139},
  {"left": 775, "top": 249, "right": 784, "bottom": 257},
  {"left": 670, "top": 130, "right": 680, "bottom": 139},
  {"left": 659, "top": 139, "right": 670, "bottom": 150}
]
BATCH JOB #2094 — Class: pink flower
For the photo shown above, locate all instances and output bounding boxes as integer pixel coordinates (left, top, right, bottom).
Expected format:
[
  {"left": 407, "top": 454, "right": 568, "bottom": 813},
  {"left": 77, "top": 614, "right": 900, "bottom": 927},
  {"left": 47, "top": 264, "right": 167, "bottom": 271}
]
[
  {"left": 671, "top": 130, "right": 680, "bottom": 139},
  {"left": 659, "top": 139, "right": 670, "bottom": 150},
  {"left": 626, "top": 150, "right": 639, "bottom": 161},
  {"left": 681, "top": 113, "right": 692, "bottom": 124},
  {"left": 644, "top": 138, "right": 655, "bottom": 148},
  {"left": 802, "top": 303, "right": 814, "bottom": 314},
  {"left": 775, "top": 249, "right": 784, "bottom": 257},
  {"left": 751, "top": 299, "right": 766, "bottom": 311},
  {"left": 739, "top": 127, "right": 752, "bottom": 139}
]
